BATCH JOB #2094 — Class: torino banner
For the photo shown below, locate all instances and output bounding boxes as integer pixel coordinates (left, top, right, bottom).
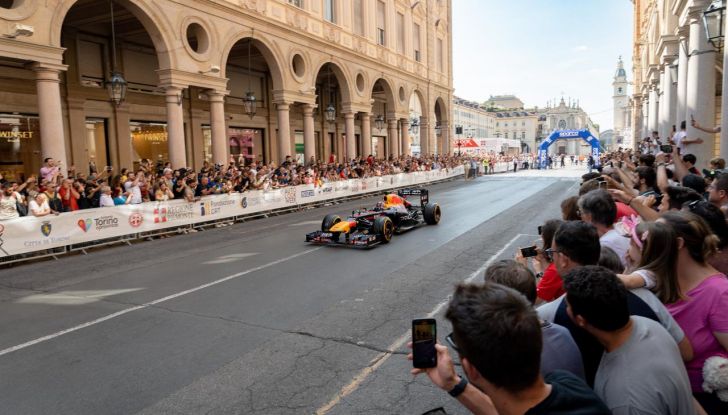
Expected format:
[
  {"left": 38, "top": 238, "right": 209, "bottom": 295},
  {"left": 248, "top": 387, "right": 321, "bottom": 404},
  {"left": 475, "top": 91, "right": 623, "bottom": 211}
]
[{"left": 0, "top": 167, "right": 463, "bottom": 257}]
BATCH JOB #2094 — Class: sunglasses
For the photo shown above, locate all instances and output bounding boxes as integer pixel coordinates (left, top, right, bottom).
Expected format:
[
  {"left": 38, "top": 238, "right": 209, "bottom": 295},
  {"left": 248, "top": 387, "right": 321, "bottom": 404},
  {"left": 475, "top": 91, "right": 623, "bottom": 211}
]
[
  {"left": 544, "top": 248, "right": 561, "bottom": 262},
  {"left": 685, "top": 199, "right": 702, "bottom": 211},
  {"left": 445, "top": 332, "right": 460, "bottom": 354}
]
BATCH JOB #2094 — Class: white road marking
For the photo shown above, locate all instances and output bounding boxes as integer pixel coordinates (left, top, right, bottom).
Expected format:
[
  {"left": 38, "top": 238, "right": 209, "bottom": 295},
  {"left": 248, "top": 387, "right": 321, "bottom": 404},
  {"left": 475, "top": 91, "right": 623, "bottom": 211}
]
[
  {"left": 16, "top": 289, "right": 144, "bottom": 306},
  {"left": 0, "top": 248, "right": 322, "bottom": 358},
  {"left": 203, "top": 252, "right": 259, "bottom": 265},
  {"left": 288, "top": 220, "right": 324, "bottom": 227},
  {"left": 316, "top": 234, "right": 525, "bottom": 414}
]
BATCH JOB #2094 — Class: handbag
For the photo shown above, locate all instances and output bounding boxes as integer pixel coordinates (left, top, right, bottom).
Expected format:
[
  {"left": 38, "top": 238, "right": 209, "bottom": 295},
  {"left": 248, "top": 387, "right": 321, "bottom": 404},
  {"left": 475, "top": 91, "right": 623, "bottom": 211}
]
[{"left": 16, "top": 199, "right": 27, "bottom": 217}]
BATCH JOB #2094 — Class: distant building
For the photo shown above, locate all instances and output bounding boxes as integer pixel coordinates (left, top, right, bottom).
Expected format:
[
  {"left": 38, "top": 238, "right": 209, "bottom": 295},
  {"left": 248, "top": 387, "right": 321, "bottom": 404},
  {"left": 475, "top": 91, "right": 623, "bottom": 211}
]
[
  {"left": 484, "top": 95, "right": 525, "bottom": 110},
  {"left": 612, "top": 57, "right": 633, "bottom": 150},
  {"left": 535, "top": 97, "right": 600, "bottom": 156}
]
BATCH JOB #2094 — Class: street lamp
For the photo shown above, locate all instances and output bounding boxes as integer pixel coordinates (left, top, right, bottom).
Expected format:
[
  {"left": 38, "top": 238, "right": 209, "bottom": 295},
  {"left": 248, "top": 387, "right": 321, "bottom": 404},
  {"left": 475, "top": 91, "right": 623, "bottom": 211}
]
[
  {"left": 409, "top": 117, "right": 420, "bottom": 135},
  {"left": 704, "top": 0, "right": 726, "bottom": 49},
  {"left": 243, "top": 38, "right": 257, "bottom": 119},
  {"left": 106, "top": 0, "right": 127, "bottom": 107},
  {"left": 325, "top": 66, "right": 336, "bottom": 124},
  {"left": 374, "top": 114, "right": 385, "bottom": 131},
  {"left": 669, "top": 63, "right": 679, "bottom": 85},
  {"left": 434, "top": 122, "right": 442, "bottom": 135}
]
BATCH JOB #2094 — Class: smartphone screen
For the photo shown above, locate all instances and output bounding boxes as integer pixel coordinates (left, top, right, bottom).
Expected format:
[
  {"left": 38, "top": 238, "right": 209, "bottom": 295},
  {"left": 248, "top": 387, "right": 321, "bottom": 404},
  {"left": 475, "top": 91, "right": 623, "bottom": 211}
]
[
  {"left": 520, "top": 246, "right": 538, "bottom": 258},
  {"left": 660, "top": 145, "right": 673, "bottom": 154},
  {"left": 412, "top": 319, "right": 437, "bottom": 368}
]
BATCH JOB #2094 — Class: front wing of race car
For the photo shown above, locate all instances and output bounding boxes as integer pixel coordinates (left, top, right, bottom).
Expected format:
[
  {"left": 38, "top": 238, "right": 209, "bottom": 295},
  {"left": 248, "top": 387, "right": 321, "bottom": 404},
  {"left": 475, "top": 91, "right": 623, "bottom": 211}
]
[{"left": 305, "top": 230, "right": 382, "bottom": 248}]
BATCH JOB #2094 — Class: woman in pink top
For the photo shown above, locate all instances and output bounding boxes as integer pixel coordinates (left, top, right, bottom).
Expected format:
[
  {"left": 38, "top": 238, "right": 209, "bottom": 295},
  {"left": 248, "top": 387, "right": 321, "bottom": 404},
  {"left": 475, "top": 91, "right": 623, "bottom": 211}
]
[{"left": 659, "top": 212, "right": 728, "bottom": 415}]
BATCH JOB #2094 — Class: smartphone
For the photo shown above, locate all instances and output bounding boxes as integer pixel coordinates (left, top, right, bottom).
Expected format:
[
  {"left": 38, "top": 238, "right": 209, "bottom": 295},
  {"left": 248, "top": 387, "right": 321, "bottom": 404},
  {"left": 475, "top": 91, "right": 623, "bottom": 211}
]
[
  {"left": 520, "top": 245, "right": 538, "bottom": 258},
  {"left": 537, "top": 225, "right": 543, "bottom": 235},
  {"left": 660, "top": 145, "right": 673, "bottom": 153},
  {"left": 412, "top": 319, "right": 437, "bottom": 369}
]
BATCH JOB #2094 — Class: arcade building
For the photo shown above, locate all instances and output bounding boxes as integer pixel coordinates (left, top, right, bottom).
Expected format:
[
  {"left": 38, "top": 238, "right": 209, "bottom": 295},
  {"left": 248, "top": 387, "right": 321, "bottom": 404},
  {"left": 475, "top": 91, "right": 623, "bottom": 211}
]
[{"left": 0, "top": 0, "right": 453, "bottom": 181}]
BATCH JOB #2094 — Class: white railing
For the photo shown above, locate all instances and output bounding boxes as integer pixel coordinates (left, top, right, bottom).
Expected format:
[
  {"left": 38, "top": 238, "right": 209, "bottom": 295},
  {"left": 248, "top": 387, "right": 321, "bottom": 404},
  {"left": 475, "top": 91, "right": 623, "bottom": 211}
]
[{"left": 0, "top": 166, "right": 464, "bottom": 260}]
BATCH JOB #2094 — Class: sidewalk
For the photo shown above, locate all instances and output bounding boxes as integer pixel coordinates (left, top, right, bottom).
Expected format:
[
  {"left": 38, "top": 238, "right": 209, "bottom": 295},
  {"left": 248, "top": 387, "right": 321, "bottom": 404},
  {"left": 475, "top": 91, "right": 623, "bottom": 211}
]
[{"left": 494, "top": 163, "right": 588, "bottom": 179}]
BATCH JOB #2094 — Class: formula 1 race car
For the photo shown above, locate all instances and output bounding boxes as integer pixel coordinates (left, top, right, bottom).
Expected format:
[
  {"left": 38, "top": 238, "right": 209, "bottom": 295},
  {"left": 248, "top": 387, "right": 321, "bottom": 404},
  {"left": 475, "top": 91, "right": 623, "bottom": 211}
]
[{"left": 305, "top": 188, "right": 441, "bottom": 248}]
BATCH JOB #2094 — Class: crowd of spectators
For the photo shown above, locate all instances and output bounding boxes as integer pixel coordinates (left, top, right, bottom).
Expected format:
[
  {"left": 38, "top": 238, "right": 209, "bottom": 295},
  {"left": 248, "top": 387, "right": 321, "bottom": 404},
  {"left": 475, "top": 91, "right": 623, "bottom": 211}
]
[
  {"left": 0, "top": 153, "right": 470, "bottom": 220},
  {"left": 411, "top": 138, "right": 728, "bottom": 414}
]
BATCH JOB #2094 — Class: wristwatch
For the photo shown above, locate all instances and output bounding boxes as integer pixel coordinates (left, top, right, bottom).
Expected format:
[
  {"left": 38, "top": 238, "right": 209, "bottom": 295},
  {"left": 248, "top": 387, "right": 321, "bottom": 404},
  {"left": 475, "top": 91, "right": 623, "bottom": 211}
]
[{"left": 448, "top": 377, "right": 469, "bottom": 398}]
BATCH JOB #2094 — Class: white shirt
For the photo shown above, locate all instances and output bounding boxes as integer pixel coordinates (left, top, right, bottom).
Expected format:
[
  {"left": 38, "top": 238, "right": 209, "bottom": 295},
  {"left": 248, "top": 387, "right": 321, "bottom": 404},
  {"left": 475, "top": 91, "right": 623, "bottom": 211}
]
[
  {"left": 99, "top": 194, "right": 115, "bottom": 207},
  {"left": 124, "top": 181, "right": 142, "bottom": 204},
  {"left": 673, "top": 130, "right": 688, "bottom": 154},
  {"left": 29, "top": 199, "right": 50, "bottom": 216},
  {"left": 600, "top": 228, "right": 630, "bottom": 268}
]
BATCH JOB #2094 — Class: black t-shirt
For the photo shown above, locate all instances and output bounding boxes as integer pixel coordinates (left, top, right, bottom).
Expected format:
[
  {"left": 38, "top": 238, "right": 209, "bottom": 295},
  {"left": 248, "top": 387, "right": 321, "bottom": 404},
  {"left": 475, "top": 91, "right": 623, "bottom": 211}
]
[{"left": 525, "top": 371, "right": 610, "bottom": 415}]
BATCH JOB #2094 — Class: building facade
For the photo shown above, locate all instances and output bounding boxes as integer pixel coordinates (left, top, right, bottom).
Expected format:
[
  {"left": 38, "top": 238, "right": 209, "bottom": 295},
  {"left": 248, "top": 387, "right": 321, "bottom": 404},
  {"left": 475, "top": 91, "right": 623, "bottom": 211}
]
[
  {"left": 632, "top": 0, "right": 725, "bottom": 167},
  {"left": 0, "top": 0, "right": 453, "bottom": 181},
  {"left": 452, "top": 96, "right": 496, "bottom": 140},
  {"left": 536, "top": 98, "right": 600, "bottom": 156},
  {"left": 613, "top": 57, "right": 634, "bottom": 149}
]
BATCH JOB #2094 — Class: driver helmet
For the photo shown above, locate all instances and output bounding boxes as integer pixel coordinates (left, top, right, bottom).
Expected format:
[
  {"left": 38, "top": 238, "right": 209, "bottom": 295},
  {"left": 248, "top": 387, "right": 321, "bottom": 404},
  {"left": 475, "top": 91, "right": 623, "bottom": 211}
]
[{"left": 383, "top": 194, "right": 404, "bottom": 208}]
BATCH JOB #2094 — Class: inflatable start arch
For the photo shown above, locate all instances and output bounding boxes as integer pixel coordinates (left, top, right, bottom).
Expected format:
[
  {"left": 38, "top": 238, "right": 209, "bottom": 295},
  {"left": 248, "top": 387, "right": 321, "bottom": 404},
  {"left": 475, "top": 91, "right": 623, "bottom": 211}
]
[{"left": 537, "top": 129, "right": 600, "bottom": 169}]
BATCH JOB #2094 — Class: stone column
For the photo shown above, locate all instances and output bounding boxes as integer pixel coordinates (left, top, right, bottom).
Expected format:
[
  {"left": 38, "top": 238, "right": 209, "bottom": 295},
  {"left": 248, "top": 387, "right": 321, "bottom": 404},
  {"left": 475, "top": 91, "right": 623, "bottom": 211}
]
[
  {"left": 344, "top": 112, "right": 356, "bottom": 161},
  {"left": 401, "top": 119, "right": 411, "bottom": 156},
  {"left": 387, "top": 118, "right": 399, "bottom": 158},
  {"left": 66, "top": 97, "right": 89, "bottom": 174},
  {"left": 419, "top": 117, "right": 430, "bottom": 155},
  {"left": 207, "top": 90, "right": 228, "bottom": 166},
  {"left": 302, "top": 103, "right": 316, "bottom": 164},
  {"left": 165, "top": 86, "right": 187, "bottom": 168},
  {"left": 658, "top": 70, "right": 668, "bottom": 139},
  {"left": 360, "top": 112, "right": 372, "bottom": 157},
  {"left": 721, "top": 10, "right": 728, "bottom": 161},
  {"left": 676, "top": 32, "right": 689, "bottom": 126},
  {"left": 440, "top": 122, "right": 450, "bottom": 155},
  {"left": 663, "top": 61, "right": 678, "bottom": 139},
  {"left": 649, "top": 86, "right": 659, "bottom": 134},
  {"left": 276, "top": 101, "right": 292, "bottom": 164},
  {"left": 686, "top": 10, "right": 716, "bottom": 167},
  {"left": 31, "top": 63, "right": 69, "bottom": 169}
]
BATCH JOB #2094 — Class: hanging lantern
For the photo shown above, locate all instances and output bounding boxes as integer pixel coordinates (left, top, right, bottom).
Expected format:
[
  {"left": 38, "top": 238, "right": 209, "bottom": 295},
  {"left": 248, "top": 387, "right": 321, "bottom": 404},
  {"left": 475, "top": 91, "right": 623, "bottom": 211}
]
[
  {"left": 374, "top": 114, "right": 385, "bottom": 130},
  {"left": 704, "top": 0, "right": 726, "bottom": 49},
  {"left": 243, "top": 91, "right": 256, "bottom": 119},
  {"left": 325, "top": 102, "right": 336, "bottom": 123},
  {"left": 434, "top": 122, "right": 442, "bottom": 135},
  {"left": 107, "top": 71, "right": 127, "bottom": 107},
  {"left": 410, "top": 117, "right": 420, "bottom": 135},
  {"left": 106, "top": 0, "right": 127, "bottom": 107}
]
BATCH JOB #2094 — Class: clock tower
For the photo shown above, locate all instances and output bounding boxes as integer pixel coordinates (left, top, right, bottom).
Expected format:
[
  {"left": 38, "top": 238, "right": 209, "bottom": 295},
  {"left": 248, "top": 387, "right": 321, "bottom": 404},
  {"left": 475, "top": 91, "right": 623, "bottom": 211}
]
[{"left": 613, "top": 56, "right": 628, "bottom": 133}]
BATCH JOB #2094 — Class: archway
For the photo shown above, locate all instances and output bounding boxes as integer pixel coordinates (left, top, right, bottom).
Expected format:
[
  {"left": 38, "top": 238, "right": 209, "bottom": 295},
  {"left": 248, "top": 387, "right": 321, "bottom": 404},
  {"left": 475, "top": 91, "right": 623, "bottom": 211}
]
[
  {"left": 223, "top": 37, "right": 285, "bottom": 164},
  {"left": 370, "top": 78, "right": 396, "bottom": 158},
  {"left": 537, "top": 129, "right": 600, "bottom": 169},
  {"left": 59, "top": 0, "right": 173, "bottom": 174},
  {"left": 312, "top": 62, "right": 352, "bottom": 163}
]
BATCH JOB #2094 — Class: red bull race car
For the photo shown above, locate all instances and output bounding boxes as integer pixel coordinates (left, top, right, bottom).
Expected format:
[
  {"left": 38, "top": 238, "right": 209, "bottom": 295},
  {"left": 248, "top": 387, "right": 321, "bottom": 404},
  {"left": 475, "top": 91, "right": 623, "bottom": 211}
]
[{"left": 305, "top": 188, "right": 441, "bottom": 248}]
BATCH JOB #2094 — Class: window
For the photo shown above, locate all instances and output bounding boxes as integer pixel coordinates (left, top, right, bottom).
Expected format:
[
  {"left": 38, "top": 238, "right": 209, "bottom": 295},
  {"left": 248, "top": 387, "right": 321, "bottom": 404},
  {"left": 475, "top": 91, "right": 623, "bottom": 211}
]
[
  {"left": 376, "top": 1, "right": 386, "bottom": 46},
  {"left": 436, "top": 37, "right": 443, "bottom": 72},
  {"left": 324, "top": 0, "right": 335, "bottom": 23},
  {"left": 521, "top": 132, "right": 526, "bottom": 139},
  {"left": 353, "top": 0, "right": 364, "bottom": 36},
  {"left": 396, "top": 12, "right": 405, "bottom": 53},
  {"left": 288, "top": 0, "right": 302, "bottom": 7},
  {"left": 505, "top": 132, "right": 509, "bottom": 139},
  {"left": 413, "top": 23, "right": 421, "bottom": 61}
]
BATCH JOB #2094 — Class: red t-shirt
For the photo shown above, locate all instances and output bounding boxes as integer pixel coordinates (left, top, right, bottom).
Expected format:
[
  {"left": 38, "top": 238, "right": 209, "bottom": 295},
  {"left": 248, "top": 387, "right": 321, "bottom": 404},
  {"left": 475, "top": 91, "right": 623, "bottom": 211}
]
[
  {"left": 59, "top": 187, "right": 79, "bottom": 211},
  {"left": 615, "top": 201, "right": 638, "bottom": 221},
  {"left": 536, "top": 263, "right": 564, "bottom": 302}
]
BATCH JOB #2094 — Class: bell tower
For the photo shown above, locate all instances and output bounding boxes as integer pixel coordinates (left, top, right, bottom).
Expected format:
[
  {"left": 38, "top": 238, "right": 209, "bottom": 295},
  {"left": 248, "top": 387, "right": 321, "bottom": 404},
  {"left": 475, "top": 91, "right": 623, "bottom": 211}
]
[{"left": 613, "top": 56, "right": 628, "bottom": 132}]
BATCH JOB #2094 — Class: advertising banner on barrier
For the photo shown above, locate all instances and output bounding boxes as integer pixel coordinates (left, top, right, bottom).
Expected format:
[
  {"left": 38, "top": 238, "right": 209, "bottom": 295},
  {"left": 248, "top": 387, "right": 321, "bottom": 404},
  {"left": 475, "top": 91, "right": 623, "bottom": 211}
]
[{"left": 0, "top": 166, "right": 463, "bottom": 257}]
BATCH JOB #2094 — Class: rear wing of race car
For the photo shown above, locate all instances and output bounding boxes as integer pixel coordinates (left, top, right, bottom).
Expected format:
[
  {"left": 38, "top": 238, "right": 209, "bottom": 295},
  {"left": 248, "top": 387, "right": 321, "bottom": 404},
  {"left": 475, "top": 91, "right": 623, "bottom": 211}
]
[{"left": 397, "top": 188, "right": 429, "bottom": 206}]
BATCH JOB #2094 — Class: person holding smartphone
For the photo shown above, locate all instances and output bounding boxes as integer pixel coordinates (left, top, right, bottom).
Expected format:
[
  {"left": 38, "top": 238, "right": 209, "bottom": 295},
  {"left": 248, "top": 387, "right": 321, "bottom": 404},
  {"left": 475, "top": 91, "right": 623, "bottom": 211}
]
[{"left": 516, "top": 219, "right": 566, "bottom": 304}]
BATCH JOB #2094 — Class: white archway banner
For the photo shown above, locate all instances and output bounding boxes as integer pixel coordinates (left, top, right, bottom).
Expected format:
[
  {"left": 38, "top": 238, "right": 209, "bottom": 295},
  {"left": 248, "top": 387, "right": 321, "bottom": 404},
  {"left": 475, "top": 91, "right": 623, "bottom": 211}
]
[{"left": 0, "top": 166, "right": 463, "bottom": 257}]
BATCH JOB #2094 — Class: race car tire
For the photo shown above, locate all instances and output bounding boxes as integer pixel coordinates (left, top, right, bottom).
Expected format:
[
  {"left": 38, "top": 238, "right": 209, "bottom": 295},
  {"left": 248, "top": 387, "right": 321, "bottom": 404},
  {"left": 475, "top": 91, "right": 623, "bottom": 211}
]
[
  {"left": 373, "top": 216, "right": 394, "bottom": 244},
  {"left": 424, "top": 203, "right": 441, "bottom": 225},
  {"left": 322, "top": 214, "right": 342, "bottom": 232}
]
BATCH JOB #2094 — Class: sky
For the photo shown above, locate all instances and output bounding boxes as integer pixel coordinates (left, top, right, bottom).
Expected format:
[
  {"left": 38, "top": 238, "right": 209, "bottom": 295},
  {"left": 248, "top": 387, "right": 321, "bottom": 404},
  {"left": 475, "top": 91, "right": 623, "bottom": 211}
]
[{"left": 452, "top": 0, "right": 634, "bottom": 131}]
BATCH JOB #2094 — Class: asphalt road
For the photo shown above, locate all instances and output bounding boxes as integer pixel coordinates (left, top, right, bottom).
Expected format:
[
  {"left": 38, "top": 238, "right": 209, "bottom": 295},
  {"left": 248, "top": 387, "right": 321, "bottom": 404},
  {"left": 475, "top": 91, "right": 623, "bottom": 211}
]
[{"left": 0, "top": 171, "right": 579, "bottom": 415}]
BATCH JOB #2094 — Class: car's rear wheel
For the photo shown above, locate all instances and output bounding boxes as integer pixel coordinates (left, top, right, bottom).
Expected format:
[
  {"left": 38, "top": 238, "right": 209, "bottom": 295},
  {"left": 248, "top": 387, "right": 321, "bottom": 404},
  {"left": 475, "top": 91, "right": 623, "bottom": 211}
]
[
  {"left": 373, "top": 216, "right": 394, "bottom": 244},
  {"left": 424, "top": 203, "right": 441, "bottom": 225},
  {"left": 322, "top": 214, "right": 342, "bottom": 231}
]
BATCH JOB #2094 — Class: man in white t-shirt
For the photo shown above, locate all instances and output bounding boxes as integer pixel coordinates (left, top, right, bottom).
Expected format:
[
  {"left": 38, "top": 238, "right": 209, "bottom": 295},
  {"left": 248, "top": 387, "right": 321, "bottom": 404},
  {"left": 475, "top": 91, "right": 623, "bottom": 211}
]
[
  {"left": 123, "top": 172, "right": 142, "bottom": 204},
  {"left": 578, "top": 189, "right": 630, "bottom": 267},
  {"left": 672, "top": 120, "right": 703, "bottom": 155}
]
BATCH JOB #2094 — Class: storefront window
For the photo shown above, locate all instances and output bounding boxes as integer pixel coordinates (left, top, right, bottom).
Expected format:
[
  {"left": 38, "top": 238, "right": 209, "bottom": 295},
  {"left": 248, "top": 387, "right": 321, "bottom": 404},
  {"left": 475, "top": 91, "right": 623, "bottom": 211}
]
[
  {"left": 202, "top": 125, "right": 212, "bottom": 164},
  {"left": 228, "top": 127, "right": 263, "bottom": 165},
  {"left": 130, "top": 121, "right": 169, "bottom": 167},
  {"left": 0, "top": 114, "right": 41, "bottom": 182}
]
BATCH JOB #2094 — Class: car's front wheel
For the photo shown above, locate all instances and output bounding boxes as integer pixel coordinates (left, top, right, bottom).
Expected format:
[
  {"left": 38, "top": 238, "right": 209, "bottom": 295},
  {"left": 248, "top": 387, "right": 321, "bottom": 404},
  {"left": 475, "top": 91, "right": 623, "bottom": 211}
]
[
  {"left": 373, "top": 216, "right": 394, "bottom": 244},
  {"left": 322, "top": 214, "right": 342, "bottom": 231}
]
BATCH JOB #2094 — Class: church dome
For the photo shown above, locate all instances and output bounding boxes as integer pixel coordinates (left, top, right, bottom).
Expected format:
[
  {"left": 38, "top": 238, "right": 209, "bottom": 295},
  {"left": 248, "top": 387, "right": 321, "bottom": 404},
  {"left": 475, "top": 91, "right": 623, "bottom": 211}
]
[{"left": 615, "top": 56, "right": 626, "bottom": 78}]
